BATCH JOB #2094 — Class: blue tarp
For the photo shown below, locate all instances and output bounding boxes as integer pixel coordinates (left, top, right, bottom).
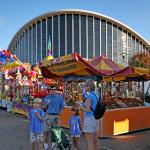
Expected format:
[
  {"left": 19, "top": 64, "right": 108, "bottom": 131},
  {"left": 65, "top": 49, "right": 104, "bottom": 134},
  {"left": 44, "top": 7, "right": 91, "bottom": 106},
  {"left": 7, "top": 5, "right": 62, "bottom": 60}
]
[{"left": 63, "top": 75, "right": 100, "bottom": 81}]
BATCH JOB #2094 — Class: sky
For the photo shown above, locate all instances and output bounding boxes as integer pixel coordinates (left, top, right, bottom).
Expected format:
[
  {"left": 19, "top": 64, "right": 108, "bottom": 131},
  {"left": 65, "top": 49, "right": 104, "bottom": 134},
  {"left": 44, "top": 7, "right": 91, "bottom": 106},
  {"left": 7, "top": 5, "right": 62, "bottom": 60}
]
[{"left": 0, "top": 0, "right": 150, "bottom": 49}]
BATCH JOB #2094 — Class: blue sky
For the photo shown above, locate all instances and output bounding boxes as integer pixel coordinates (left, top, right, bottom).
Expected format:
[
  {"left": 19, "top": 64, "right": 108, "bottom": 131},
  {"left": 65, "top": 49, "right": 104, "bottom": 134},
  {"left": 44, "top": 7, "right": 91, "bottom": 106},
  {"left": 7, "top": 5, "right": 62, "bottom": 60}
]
[{"left": 0, "top": 0, "right": 150, "bottom": 49}]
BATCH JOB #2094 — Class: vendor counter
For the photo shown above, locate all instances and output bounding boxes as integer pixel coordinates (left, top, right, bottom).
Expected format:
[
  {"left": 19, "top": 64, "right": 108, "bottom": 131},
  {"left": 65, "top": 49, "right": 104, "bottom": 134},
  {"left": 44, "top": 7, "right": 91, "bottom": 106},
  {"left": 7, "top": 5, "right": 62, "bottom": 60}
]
[
  {"left": 60, "top": 106, "right": 150, "bottom": 137},
  {"left": 12, "top": 103, "right": 150, "bottom": 137}
]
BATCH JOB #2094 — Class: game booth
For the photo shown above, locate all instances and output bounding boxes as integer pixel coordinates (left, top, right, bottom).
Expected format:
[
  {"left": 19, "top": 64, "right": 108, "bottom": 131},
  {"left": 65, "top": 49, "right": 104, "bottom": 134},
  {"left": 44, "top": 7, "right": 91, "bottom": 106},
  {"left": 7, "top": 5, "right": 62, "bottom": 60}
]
[
  {"left": 101, "top": 66, "right": 150, "bottom": 136},
  {"left": 41, "top": 53, "right": 150, "bottom": 137}
]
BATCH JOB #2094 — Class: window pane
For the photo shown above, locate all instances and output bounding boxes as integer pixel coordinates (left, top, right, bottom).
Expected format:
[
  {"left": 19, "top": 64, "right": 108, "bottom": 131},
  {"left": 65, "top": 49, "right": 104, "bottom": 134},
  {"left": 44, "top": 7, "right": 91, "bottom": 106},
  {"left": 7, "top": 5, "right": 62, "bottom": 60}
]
[
  {"left": 95, "top": 18, "right": 100, "bottom": 56},
  {"left": 107, "top": 23, "right": 112, "bottom": 59},
  {"left": 101, "top": 20, "right": 106, "bottom": 56},
  {"left": 132, "top": 37, "right": 135, "bottom": 55},
  {"left": 117, "top": 28, "right": 123, "bottom": 64},
  {"left": 88, "top": 16, "right": 93, "bottom": 59},
  {"left": 113, "top": 25, "right": 117, "bottom": 61},
  {"left": 47, "top": 17, "right": 52, "bottom": 53},
  {"left": 81, "top": 15, "right": 86, "bottom": 58},
  {"left": 33, "top": 24, "right": 36, "bottom": 64},
  {"left": 67, "top": 14, "right": 72, "bottom": 54},
  {"left": 53, "top": 16, "right": 58, "bottom": 58},
  {"left": 42, "top": 19, "right": 46, "bottom": 60},
  {"left": 136, "top": 39, "right": 139, "bottom": 53},
  {"left": 74, "top": 14, "right": 79, "bottom": 53},
  {"left": 37, "top": 22, "right": 41, "bottom": 62},
  {"left": 60, "top": 15, "right": 65, "bottom": 56},
  {"left": 25, "top": 30, "right": 28, "bottom": 62},
  {"left": 28, "top": 27, "right": 32, "bottom": 63}
]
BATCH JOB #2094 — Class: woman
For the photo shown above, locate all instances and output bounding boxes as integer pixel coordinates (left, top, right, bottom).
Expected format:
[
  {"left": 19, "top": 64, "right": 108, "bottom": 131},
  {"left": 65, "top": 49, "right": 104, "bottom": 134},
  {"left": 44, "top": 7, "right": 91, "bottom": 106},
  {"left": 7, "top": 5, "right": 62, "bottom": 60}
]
[{"left": 78, "top": 79, "right": 100, "bottom": 150}]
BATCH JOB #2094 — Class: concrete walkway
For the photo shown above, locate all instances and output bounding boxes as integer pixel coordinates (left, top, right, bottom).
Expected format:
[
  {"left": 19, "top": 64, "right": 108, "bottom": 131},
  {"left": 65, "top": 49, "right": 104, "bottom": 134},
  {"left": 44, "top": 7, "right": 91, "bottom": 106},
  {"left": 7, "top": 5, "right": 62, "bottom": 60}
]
[{"left": 0, "top": 108, "right": 150, "bottom": 150}]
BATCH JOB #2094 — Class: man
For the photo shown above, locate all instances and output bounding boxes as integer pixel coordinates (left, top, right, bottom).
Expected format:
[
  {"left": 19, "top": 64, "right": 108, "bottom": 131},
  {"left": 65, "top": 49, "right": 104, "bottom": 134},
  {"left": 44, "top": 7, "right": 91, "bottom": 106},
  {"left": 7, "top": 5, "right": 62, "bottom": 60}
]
[{"left": 43, "top": 85, "right": 65, "bottom": 150}]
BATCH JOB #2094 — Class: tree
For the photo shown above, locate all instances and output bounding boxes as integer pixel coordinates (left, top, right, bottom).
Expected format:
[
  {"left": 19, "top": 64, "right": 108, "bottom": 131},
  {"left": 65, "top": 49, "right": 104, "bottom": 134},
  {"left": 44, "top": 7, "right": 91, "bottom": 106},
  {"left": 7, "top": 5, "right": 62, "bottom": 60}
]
[{"left": 129, "top": 52, "right": 150, "bottom": 68}]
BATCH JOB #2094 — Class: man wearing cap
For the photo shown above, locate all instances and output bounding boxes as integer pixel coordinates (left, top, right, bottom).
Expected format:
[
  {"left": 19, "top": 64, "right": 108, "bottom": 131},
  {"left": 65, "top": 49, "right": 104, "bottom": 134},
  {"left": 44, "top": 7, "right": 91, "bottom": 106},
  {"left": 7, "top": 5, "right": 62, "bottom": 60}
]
[{"left": 43, "top": 85, "right": 65, "bottom": 150}]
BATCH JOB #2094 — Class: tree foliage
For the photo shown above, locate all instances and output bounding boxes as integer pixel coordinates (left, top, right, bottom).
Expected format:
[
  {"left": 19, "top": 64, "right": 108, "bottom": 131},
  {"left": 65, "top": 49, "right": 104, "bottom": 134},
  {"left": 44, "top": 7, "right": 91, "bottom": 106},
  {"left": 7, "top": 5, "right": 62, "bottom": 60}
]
[{"left": 129, "top": 52, "right": 150, "bottom": 68}]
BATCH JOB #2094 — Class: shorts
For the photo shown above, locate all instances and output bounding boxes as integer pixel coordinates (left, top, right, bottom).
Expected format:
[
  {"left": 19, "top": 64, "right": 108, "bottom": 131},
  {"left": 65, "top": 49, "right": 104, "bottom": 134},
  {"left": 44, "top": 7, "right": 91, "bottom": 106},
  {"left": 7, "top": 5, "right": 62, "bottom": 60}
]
[
  {"left": 83, "top": 116, "right": 99, "bottom": 133},
  {"left": 44, "top": 114, "right": 59, "bottom": 132},
  {"left": 30, "top": 132, "right": 43, "bottom": 143},
  {"left": 71, "top": 135, "right": 80, "bottom": 138}
]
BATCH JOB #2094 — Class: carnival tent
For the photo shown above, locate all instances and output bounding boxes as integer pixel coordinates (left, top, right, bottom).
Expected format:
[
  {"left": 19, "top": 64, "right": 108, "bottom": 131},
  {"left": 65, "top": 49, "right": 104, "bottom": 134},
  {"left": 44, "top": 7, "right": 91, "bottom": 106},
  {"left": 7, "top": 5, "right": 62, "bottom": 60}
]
[
  {"left": 110, "top": 66, "right": 150, "bottom": 81},
  {"left": 89, "top": 56, "right": 123, "bottom": 76},
  {"left": 41, "top": 53, "right": 104, "bottom": 79}
]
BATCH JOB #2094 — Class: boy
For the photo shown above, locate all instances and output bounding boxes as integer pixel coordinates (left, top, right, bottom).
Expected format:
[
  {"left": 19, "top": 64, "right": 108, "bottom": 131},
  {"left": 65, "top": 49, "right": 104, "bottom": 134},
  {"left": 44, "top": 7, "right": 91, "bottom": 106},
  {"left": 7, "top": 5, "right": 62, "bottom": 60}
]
[{"left": 26, "top": 98, "right": 45, "bottom": 150}]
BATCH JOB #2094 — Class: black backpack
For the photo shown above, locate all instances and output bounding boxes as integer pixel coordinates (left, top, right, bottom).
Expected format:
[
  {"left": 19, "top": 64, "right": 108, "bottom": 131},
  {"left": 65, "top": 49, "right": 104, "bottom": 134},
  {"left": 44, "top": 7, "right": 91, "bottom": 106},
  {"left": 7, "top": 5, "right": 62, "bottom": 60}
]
[{"left": 90, "top": 93, "right": 106, "bottom": 119}]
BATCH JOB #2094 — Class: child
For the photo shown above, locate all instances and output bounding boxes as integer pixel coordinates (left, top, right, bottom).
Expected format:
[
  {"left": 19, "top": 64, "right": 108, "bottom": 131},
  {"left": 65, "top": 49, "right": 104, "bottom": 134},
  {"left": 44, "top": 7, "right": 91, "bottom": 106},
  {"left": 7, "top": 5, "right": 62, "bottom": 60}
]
[
  {"left": 26, "top": 98, "right": 45, "bottom": 150},
  {"left": 69, "top": 106, "right": 82, "bottom": 150}
]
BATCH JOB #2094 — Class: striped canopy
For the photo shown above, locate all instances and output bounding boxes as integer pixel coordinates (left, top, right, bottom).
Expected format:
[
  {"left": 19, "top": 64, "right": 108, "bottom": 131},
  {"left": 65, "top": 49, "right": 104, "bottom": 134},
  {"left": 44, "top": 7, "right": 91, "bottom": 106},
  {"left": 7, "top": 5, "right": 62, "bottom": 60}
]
[
  {"left": 111, "top": 66, "right": 150, "bottom": 81},
  {"left": 89, "top": 56, "right": 123, "bottom": 75},
  {"left": 40, "top": 53, "right": 104, "bottom": 78}
]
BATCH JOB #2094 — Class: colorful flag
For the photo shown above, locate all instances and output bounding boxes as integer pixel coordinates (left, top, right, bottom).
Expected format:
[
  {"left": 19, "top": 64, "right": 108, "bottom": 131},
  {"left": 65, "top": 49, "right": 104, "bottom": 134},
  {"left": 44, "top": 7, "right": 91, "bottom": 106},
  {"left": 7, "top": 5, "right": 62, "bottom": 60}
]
[{"left": 47, "top": 35, "right": 52, "bottom": 55}]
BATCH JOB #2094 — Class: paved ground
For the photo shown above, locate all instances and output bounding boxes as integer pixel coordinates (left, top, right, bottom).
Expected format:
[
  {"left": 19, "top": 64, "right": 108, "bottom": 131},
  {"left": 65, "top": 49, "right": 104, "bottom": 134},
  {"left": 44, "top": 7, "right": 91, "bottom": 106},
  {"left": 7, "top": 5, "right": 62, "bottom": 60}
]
[{"left": 0, "top": 108, "right": 150, "bottom": 150}]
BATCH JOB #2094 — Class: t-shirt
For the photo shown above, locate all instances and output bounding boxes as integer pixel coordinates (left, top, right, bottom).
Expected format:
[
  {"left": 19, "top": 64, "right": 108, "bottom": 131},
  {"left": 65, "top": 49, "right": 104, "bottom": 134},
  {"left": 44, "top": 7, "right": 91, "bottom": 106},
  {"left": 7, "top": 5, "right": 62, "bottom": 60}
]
[
  {"left": 29, "top": 108, "right": 45, "bottom": 133},
  {"left": 84, "top": 91, "right": 98, "bottom": 117},
  {"left": 44, "top": 93, "right": 65, "bottom": 115},
  {"left": 69, "top": 115, "right": 82, "bottom": 136}
]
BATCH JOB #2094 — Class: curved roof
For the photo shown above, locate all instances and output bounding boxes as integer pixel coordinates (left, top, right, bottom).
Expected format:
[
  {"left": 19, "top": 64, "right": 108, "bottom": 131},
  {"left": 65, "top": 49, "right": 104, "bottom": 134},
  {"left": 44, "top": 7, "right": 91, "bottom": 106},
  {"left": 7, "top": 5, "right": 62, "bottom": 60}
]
[{"left": 8, "top": 9, "right": 150, "bottom": 50}]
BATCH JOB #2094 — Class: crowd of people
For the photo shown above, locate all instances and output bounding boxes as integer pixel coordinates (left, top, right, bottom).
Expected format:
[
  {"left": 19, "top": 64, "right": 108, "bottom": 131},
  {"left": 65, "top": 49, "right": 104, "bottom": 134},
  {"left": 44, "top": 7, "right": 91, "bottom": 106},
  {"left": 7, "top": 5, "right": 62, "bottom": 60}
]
[{"left": 26, "top": 79, "right": 101, "bottom": 150}]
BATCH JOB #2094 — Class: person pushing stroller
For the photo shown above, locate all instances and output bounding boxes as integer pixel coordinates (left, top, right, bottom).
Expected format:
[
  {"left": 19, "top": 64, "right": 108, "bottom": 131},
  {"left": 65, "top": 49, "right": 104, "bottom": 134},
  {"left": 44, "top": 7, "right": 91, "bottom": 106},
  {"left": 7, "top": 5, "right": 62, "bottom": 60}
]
[{"left": 43, "top": 85, "right": 66, "bottom": 150}]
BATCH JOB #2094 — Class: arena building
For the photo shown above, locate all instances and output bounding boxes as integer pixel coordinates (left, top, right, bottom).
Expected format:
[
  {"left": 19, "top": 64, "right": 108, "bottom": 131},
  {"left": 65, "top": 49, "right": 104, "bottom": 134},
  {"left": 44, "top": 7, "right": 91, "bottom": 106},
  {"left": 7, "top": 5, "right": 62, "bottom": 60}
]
[{"left": 8, "top": 9, "right": 150, "bottom": 65}]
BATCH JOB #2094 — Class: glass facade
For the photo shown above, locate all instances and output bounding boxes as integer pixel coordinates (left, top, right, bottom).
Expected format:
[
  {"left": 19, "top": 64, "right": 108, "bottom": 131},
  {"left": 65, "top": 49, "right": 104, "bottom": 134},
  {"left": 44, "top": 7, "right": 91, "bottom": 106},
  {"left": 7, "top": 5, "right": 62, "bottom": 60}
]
[
  {"left": 74, "top": 14, "right": 79, "bottom": 53},
  {"left": 95, "top": 18, "right": 100, "bottom": 56},
  {"left": 47, "top": 17, "right": 52, "bottom": 54},
  {"left": 60, "top": 15, "right": 66, "bottom": 56},
  {"left": 32, "top": 24, "right": 36, "bottom": 64},
  {"left": 136, "top": 39, "right": 139, "bottom": 53},
  {"left": 53, "top": 16, "right": 58, "bottom": 58},
  {"left": 25, "top": 30, "right": 28, "bottom": 62},
  {"left": 9, "top": 11, "right": 149, "bottom": 65},
  {"left": 37, "top": 21, "right": 41, "bottom": 63},
  {"left": 117, "top": 28, "right": 123, "bottom": 64},
  {"left": 42, "top": 19, "right": 46, "bottom": 61},
  {"left": 81, "top": 15, "right": 86, "bottom": 58},
  {"left": 128, "top": 34, "right": 132, "bottom": 57},
  {"left": 88, "top": 16, "right": 93, "bottom": 58},
  {"left": 67, "top": 14, "right": 72, "bottom": 54},
  {"left": 101, "top": 20, "right": 106, "bottom": 56},
  {"left": 107, "top": 23, "right": 112, "bottom": 59},
  {"left": 22, "top": 32, "right": 25, "bottom": 62},
  {"left": 132, "top": 36, "right": 136, "bottom": 55},
  {"left": 113, "top": 25, "right": 117, "bottom": 61}
]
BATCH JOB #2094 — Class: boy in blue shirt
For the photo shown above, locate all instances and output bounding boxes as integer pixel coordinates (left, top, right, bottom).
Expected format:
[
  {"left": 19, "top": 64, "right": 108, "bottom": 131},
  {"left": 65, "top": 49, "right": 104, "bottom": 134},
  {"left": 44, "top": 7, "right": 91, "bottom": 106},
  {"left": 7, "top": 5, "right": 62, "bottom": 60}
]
[
  {"left": 69, "top": 106, "right": 82, "bottom": 150},
  {"left": 26, "top": 98, "right": 45, "bottom": 150}
]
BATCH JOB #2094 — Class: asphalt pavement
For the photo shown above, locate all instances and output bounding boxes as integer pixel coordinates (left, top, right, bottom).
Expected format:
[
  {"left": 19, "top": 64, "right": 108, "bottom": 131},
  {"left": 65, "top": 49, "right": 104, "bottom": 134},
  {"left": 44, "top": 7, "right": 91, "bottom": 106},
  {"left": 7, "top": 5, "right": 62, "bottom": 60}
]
[{"left": 0, "top": 108, "right": 150, "bottom": 150}]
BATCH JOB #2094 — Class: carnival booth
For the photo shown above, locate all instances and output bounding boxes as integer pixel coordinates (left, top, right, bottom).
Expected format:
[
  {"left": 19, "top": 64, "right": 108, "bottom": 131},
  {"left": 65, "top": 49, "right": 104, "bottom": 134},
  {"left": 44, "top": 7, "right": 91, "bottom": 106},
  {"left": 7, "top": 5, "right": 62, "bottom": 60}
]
[
  {"left": 41, "top": 53, "right": 150, "bottom": 137},
  {"left": 101, "top": 66, "right": 150, "bottom": 137},
  {"left": 40, "top": 52, "right": 104, "bottom": 129},
  {"left": 0, "top": 50, "right": 22, "bottom": 109},
  {"left": 12, "top": 64, "right": 51, "bottom": 115}
]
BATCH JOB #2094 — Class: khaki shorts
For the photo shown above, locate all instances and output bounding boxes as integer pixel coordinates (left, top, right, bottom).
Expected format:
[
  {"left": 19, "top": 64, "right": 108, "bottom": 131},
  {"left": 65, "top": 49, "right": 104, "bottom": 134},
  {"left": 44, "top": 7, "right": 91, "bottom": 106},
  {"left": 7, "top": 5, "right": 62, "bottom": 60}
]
[
  {"left": 83, "top": 116, "right": 99, "bottom": 133},
  {"left": 30, "top": 132, "right": 43, "bottom": 143},
  {"left": 44, "top": 114, "right": 59, "bottom": 132}
]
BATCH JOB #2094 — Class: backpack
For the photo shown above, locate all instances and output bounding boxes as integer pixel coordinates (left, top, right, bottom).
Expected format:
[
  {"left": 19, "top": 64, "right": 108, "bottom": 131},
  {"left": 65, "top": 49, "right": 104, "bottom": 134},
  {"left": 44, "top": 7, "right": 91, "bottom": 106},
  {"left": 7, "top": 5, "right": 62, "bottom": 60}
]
[{"left": 90, "top": 93, "right": 106, "bottom": 119}]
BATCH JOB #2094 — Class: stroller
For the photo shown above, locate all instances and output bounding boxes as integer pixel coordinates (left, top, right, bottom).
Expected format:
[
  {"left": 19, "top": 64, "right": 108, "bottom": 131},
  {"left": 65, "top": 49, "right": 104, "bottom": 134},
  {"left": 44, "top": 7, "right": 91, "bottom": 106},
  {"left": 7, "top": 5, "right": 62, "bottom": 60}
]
[{"left": 46, "top": 118, "right": 72, "bottom": 150}]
